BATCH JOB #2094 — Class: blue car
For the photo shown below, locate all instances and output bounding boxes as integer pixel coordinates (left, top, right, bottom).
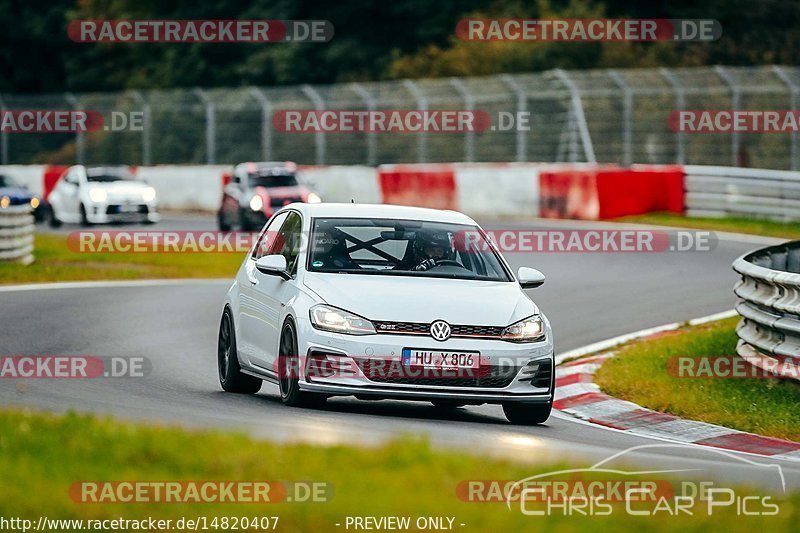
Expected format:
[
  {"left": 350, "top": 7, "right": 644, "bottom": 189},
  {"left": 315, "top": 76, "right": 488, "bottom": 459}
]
[{"left": 0, "top": 174, "right": 44, "bottom": 222}]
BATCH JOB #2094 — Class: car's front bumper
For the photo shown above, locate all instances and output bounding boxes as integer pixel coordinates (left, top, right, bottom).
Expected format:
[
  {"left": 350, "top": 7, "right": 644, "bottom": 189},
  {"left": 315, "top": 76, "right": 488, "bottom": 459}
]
[
  {"left": 294, "top": 317, "right": 554, "bottom": 404},
  {"left": 86, "top": 201, "right": 159, "bottom": 223}
]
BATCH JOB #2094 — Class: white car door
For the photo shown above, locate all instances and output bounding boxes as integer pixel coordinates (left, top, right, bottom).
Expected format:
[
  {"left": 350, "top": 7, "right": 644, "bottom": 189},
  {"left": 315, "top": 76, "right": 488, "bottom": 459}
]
[
  {"left": 58, "top": 169, "right": 83, "bottom": 221},
  {"left": 238, "top": 211, "right": 292, "bottom": 373}
]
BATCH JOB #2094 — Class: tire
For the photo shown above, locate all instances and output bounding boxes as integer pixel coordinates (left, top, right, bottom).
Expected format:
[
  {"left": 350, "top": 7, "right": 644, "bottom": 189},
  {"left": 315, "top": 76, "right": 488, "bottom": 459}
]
[
  {"left": 48, "top": 205, "right": 62, "bottom": 228},
  {"left": 79, "top": 204, "right": 91, "bottom": 227},
  {"left": 217, "top": 210, "right": 231, "bottom": 231},
  {"left": 431, "top": 400, "right": 466, "bottom": 410},
  {"left": 502, "top": 402, "right": 552, "bottom": 425},
  {"left": 217, "top": 308, "right": 262, "bottom": 394},
  {"left": 278, "top": 319, "right": 327, "bottom": 408},
  {"left": 239, "top": 209, "right": 255, "bottom": 232}
]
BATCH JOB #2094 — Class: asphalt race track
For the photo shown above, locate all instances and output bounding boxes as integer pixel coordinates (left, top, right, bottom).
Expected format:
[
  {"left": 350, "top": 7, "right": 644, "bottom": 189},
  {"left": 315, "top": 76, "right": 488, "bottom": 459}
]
[{"left": 2, "top": 215, "right": 798, "bottom": 492}]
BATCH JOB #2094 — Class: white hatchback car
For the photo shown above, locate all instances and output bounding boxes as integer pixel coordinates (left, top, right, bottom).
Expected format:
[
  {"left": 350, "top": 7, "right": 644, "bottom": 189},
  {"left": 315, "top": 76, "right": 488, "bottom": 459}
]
[
  {"left": 48, "top": 165, "right": 159, "bottom": 226},
  {"left": 218, "top": 203, "right": 554, "bottom": 424}
]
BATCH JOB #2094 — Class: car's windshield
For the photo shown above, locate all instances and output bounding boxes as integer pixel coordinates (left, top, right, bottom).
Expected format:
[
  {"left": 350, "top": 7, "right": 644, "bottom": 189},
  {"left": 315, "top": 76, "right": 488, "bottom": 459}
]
[
  {"left": 86, "top": 170, "right": 135, "bottom": 182},
  {"left": 308, "top": 217, "right": 511, "bottom": 282},
  {"left": 248, "top": 170, "right": 298, "bottom": 188}
]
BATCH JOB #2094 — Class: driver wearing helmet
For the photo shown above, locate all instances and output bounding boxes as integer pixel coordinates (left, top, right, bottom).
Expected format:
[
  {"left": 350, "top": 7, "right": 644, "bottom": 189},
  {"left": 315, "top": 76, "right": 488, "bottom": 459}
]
[{"left": 411, "top": 230, "right": 455, "bottom": 271}]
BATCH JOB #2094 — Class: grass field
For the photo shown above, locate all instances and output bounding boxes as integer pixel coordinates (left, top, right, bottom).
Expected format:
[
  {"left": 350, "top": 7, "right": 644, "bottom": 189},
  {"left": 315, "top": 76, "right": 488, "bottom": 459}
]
[
  {"left": 594, "top": 317, "right": 800, "bottom": 441},
  {"left": 0, "top": 409, "right": 796, "bottom": 531},
  {"left": 615, "top": 213, "right": 800, "bottom": 240},
  {"left": 0, "top": 234, "right": 243, "bottom": 284}
]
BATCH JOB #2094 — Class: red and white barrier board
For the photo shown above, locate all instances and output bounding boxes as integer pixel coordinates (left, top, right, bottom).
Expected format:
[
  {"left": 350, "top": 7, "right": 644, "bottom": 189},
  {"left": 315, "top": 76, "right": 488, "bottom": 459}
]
[{"left": 0, "top": 162, "right": 690, "bottom": 219}]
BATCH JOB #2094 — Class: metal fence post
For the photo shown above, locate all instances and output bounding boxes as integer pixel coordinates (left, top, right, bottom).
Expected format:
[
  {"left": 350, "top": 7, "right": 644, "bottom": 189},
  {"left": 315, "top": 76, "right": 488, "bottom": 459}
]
[
  {"left": 501, "top": 75, "right": 527, "bottom": 162},
  {"left": 660, "top": 68, "right": 686, "bottom": 165},
  {"left": 249, "top": 88, "right": 272, "bottom": 162},
  {"left": 402, "top": 79, "right": 428, "bottom": 163},
  {"left": 773, "top": 66, "right": 799, "bottom": 171},
  {"left": 449, "top": 78, "right": 475, "bottom": 163},
  {"left": 350, "top": 83, "right": 377, "bottom": 166},
  {"left": 609, "top": 70, "right": 633, "bottom": 166},
  {"left": 129, "top": 90, "right": 151, "bottom": 165},
  {"left": 64, "top": 93, "right": 85, "bottom": 164},
  {"left": 0, "top": 94, "right": 8, "bottom": 164},
  {"left": 192, "top": 88, "right": 215, "bottom": 164},
  {"left": 301, "top": 85, "right": 326, "bottom": 165},
  {"left": 715, "top": 66, "right": 741, "bottom": 167},
  {"left": 553, "top": 69, "right": 596, "bottom": 163}
]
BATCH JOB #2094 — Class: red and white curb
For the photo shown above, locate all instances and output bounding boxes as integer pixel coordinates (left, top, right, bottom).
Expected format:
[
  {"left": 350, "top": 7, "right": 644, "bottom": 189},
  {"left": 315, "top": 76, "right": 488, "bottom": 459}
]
[{"left": 554, "top": 314, "right": 800, "bottom": 463}]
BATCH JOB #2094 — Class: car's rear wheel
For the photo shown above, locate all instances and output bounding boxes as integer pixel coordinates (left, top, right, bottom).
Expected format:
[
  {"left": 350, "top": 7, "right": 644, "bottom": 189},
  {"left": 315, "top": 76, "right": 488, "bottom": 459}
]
[
  {"left": 218, "top": 308, "right": 262, "bottom": 394},
  {"left": 431, "top": 400, "right": 466, "bottom": 410},
  {"left": 502, "top": 402, "right": 552, "bottom": 425},
  {"left": 278, "top": 319, "right": 326, "bottom": 408},
  {"left": 48, "top": 205, "right": 62, "bottom": 228},
  {"left": 217, "top": 210, "right": 231, "bottom": 231}
]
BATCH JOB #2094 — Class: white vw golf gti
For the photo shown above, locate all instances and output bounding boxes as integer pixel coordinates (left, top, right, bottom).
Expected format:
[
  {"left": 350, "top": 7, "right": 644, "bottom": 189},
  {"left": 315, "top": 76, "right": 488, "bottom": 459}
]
[{"left": 218, "top": 203, "right": 554, "bottom": 424}]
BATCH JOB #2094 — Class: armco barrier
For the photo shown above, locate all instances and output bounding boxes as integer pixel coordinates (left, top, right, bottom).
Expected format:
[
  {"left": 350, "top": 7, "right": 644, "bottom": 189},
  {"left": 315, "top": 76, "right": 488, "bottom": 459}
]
[
  {"left": 0, "top": 204, "right": 34, "bottom": 264},
  {"left": 733, "top": 242, "right": 800, "bottom": 381},
  {"left": 685, "top": 165, "right": 800, "bottom": 220}
]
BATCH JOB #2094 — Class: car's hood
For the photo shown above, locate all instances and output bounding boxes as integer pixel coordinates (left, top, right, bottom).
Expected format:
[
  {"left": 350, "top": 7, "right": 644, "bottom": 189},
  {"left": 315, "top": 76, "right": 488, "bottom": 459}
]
[
  {"left": 302, "top": 273, "right": 537, "bottom": 326},
  {"left": 0, "top": 186, "right": 32, "bottom": 200},
  {"left": 88, "top": 181, "right": 149, "bottom": 197}
]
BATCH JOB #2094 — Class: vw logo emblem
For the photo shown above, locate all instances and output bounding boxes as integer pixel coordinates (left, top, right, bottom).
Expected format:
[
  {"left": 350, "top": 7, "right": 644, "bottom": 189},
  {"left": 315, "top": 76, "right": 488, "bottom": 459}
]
[{"left": 429, "top": 320, "right": 451, "bottom": 342}]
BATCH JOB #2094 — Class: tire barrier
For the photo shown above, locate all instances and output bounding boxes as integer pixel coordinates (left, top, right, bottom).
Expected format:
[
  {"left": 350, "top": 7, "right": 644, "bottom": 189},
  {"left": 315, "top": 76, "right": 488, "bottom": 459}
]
[
  {"left": 733, "top": 242, "right": 800, "bottom": 381},
  {"left": 0, "top": 204, "right": 34, "bottom": 265}
]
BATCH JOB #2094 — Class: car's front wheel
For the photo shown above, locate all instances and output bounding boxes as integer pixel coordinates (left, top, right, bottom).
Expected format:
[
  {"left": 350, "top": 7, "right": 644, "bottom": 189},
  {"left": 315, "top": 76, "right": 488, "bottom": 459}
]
[
  {"left": 278, "top": 318, "right": 327, "bottom": 408},
  {"left": 218, "top": 308, "right": 262, "bottom": 394},
  {"left": 502, "top": 401, "right": 552, "bottom": 425},
  {"left": 48, "top": 205, "right": 62, "bottom": 228}
]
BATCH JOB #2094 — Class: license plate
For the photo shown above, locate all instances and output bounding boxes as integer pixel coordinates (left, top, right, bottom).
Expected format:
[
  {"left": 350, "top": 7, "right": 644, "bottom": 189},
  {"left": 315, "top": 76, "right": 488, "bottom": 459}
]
[
  {"left": 119, "top": 204, "right": 139, "bottom": 213},
  {"left": 402, "top": 348, "right": 480, "bottom": 370}
]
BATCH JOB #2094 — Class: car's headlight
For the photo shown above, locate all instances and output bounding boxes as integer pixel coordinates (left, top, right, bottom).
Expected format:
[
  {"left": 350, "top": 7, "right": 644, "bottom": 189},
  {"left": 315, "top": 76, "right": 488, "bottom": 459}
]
[
  {"left": 30, "top": 197, "right": 40, "bottom": 209},
  {"left": 142, "top": 186, "right": 156, "bottom": 203},
  {"left": 309, "top": 305, "right": 376, "bottom": 335},
  {"left": 306, "top": 192, "right": 322, "bottom": 204},
  {"left": 501, "top": 315, "right": 545, "bottom": 343},
  {"left": 249, "top": 195, "right": 263, "bottom": 211},
  {"left": 88, "top": 188, "right": 107, "bottom": 203},
  {"left": 0, "top": 196, "right": 9, "bottom": 208}
]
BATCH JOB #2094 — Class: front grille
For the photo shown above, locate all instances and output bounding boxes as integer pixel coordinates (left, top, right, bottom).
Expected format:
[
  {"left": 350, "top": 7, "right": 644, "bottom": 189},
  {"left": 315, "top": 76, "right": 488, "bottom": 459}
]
[
  {"left": 373, "top": 321, "right": 505, "bottom": 339},
  {"left": 354, "top": 359, "right": 518, "bottom": 388},
  {"left": 107, "top": 204, "right": 147, "bottom": 214}
]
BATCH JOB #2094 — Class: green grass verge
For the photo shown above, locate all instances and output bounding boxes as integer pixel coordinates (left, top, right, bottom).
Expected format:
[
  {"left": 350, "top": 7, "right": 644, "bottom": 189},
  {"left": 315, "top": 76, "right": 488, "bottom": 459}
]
[
  {"left": 0, "top": 234, "right": 243, "bottom": 284},
  {"left": 594, "top": 317, "right": 800, "bottom": 441},
  {"left": 0, "top": 409, "right": 796, "bottom": 531},
  {"left": 615, "top": 213, "right": 800, "bottom": 240}
]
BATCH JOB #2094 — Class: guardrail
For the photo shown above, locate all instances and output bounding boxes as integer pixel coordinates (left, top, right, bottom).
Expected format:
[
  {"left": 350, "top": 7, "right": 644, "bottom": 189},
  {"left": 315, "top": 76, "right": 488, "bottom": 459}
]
[
  {"left": 0, "top": 204, "right": 34, "bottom": 264},
  {"left": 733, "top": 242, "right": 800, "bottom": 380},
  {"left": 686, "top": 165, "right": 800, "bottom": 220}
]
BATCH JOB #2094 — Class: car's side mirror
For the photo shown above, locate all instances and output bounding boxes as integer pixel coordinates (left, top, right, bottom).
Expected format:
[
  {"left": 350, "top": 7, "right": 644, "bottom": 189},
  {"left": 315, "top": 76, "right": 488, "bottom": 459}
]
[
  {"left": 255, "top": 254, "right": 290, "bottom": 280},
  {"left": 517, "top": 267, "right": 545, "bottom": 289}
]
